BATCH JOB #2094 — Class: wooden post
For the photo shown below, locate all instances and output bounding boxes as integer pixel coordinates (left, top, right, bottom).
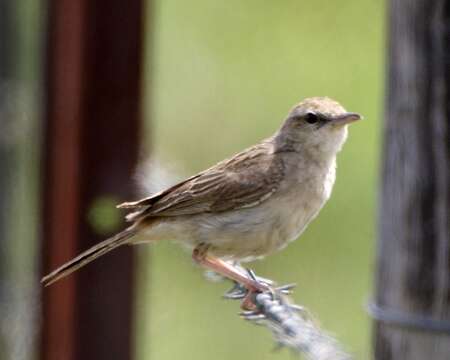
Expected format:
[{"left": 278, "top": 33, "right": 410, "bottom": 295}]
[
  {"left": 373, "top": 0, "right": 450, "bottom": 359},
  {"left": 40, "top": 1, "right": 145, "bottom": 360}
]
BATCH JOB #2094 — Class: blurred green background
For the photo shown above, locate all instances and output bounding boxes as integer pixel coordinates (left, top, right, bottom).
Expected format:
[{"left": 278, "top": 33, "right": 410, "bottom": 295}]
[{"left": 137, "top": 1, "right": 384, "bottom": 359}]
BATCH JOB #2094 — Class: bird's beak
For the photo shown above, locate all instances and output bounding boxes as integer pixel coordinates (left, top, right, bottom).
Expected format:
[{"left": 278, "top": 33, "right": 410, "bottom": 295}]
[{"left": 330, "top": 112, "right": 363, "bottom": 126}]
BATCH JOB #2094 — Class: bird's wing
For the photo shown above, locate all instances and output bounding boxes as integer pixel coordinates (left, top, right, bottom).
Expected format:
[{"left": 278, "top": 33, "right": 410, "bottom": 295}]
[{"left": 119, "top": 142, "right": 284, "bottom": 220}]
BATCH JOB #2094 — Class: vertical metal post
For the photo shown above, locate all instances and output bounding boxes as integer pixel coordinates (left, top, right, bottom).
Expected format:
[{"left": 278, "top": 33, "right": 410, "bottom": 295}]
[{"left": 40, "top": 1, "right": 145, "bottom": 360}]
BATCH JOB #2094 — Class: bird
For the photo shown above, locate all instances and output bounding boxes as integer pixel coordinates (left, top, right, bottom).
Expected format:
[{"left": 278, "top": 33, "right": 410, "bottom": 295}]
[{"left": 42, "top": 97, "right": 361, "bottom": 302}]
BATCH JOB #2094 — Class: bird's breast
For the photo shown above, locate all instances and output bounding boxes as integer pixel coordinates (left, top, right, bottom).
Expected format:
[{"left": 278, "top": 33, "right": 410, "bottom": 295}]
[
  {"left": 271, "top": 157, "right": 337, "bottom": 245},
  {"left": 200, "top": 163, "right": 336, "bottom": 261}
]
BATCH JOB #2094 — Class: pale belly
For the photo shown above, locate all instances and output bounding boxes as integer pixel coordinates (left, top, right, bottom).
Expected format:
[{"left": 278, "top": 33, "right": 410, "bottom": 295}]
[{"left": 185, "top": 189, "right": 328, "bottom": 261}]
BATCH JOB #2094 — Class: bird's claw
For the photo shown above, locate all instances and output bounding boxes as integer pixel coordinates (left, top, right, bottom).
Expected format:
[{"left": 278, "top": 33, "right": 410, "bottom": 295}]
[{"left": 222, "top": 268, "right": 297, "bottom": 311}]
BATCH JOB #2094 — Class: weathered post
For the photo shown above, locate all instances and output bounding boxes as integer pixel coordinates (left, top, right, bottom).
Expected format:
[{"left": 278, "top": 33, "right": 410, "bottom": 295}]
[{"left": 373, "top": 0, "right": 450, "bottom": 359}]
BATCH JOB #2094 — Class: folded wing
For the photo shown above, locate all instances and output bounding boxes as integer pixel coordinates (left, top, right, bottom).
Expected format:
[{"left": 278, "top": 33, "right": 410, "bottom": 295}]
[{"left": 118, "top": 142, "right": 284, "bottom": 221}]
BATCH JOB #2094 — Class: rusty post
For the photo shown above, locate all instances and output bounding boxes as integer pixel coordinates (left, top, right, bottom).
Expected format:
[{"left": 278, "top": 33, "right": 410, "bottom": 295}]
[{"left": 40, "top": 1, "right": 145, "bottom": 359}]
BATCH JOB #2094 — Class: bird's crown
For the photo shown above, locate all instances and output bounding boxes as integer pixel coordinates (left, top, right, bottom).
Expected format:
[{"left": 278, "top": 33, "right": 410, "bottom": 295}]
[{"left": 291, "top": 97, "right": 347, "bottom": 118}]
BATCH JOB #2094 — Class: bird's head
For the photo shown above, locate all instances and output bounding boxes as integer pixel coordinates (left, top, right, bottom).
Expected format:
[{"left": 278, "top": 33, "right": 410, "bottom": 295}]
[{"left": 277, "top": 97, "right": 362, "bottom": 156}]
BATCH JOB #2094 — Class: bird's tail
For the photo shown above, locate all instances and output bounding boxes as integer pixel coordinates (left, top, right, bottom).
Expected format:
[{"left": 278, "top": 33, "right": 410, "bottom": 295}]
[{"left": 41, "top": 227, "right": 138, "bottom": 287}]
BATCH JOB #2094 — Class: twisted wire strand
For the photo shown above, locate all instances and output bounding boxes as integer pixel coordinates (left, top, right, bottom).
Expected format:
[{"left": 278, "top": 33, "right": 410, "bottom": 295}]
[{"left": 222, "top": 270, "right": 352, "bottom": 360}]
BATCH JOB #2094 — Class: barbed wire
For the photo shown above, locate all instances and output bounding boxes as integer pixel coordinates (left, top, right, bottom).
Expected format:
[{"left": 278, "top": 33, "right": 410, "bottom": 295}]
[{"left": 218, "top": 268, "right": 352, "bottom": 360}]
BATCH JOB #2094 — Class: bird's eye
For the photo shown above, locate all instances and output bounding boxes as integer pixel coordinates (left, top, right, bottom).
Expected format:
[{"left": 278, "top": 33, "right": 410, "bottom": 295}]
[{"left": 304, "top": 112, "right": 319, "bottom": 124}]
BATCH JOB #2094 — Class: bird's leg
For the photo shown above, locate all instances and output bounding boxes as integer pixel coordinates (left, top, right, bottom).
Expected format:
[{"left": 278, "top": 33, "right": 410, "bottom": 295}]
[
  {"left": 192, "top": 244, "right": 269, "bottom": 292},
  {"left": 192, "top": 244, "right": 270, "bottom": 309}
]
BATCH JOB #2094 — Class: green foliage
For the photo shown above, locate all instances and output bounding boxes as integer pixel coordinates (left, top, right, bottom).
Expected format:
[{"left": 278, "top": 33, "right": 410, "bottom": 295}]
[{"left": 138, "top": 1, "right": 384, "bottom": 359}]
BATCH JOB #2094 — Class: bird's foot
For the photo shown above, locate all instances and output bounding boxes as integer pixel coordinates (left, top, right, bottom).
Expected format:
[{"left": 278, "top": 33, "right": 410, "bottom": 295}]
[
  {"left": 223, "top": 284, "right": 263, "bottom": 311},
  {"left": 223, "top": 268, "right": 296, "bottom": 310},
  {"left": 193, "top": 247, "right": 271, "bottom": 309},
  {"left": 192, "top": 246, "right": 295, "bottom": 310}
]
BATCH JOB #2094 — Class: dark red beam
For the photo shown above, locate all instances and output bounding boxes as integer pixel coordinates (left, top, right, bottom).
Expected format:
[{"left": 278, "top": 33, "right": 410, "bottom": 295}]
[{"left": 40, "top": 1, "right": 145, "bottom": 360}]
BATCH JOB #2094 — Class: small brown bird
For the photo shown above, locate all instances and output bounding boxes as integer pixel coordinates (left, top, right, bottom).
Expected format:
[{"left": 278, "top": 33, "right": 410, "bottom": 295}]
[{"left": 42, "top": 97, "right": 361, "bottom": 299}]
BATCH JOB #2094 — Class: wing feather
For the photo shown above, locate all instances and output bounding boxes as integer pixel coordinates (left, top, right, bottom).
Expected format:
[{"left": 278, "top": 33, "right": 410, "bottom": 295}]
[{"left": 120, "top": 141, "right": 284, "bottom": 221}]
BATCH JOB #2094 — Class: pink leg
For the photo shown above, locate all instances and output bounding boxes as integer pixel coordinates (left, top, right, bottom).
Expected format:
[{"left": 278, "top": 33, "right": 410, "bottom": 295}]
[{"left": 192, "top": 245, "right": 269, "bottom": 309}]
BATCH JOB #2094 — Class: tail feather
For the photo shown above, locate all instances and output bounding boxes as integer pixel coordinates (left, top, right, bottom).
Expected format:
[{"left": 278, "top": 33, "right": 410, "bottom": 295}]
[{"left": 41, "top": 227, "right": 137, "bottom": 287}]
